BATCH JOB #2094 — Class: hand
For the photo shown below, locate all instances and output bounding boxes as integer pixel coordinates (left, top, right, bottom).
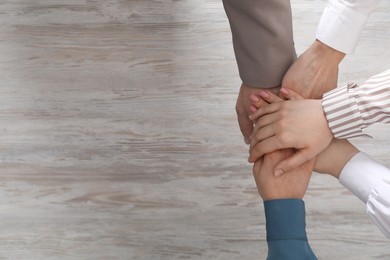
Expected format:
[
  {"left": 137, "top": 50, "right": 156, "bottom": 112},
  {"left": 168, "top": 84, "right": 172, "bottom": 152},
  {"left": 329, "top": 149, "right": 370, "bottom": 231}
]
[
  {"left": 236, "top": 83, "right": 279, "bottom": 144},
  {"left": 253, "top": 149, "right": 314, "bottom": 200},
  {"left": 282, "top": 40, "right": 345, "bottom": 99},
  {"left": 248, "top": 88, "right": 333, "bottom": 175}
]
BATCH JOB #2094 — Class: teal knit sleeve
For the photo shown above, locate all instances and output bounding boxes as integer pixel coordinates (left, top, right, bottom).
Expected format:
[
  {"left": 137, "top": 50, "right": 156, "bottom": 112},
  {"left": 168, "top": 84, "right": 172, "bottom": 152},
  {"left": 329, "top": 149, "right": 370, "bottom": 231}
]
[{"left": 264, "top": 199, "right": 317, "bottom": 260}]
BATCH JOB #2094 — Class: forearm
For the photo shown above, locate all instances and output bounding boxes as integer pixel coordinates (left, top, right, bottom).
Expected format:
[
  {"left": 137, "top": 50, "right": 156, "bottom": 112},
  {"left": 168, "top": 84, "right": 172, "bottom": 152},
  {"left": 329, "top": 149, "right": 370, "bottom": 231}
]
[
  {"left": 338, "top": 152, "right": 390, "bottom": 239},
  {"left": 314, "top": 139, "right": 359, "bottom": 178},
  {"left": 303, "top": 40, "right": 345, "bottom": 96},
  {"left": 222, "top": 0, "right": 296, "bottom": 88},
  {"left": 265, "top": 199, "right": 317, "bottom": 260},
  {"left": 322, "top": 69, "right": 390, "bottom": 139},
  {"left": 283, "top": 39, "right": 345, "bottom": 99},
  {"left": 295, "top": 0, "right": 379, "bottom": 97},
  {"left": 303, "top": 0, "right": 379, "bottom": 95}
]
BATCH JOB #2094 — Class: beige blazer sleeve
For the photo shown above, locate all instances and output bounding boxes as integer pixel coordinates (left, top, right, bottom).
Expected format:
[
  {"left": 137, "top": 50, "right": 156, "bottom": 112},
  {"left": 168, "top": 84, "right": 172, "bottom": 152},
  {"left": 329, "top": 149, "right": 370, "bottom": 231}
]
[{"left": 223, "top": 0, "right": 296, "bottom": 88}]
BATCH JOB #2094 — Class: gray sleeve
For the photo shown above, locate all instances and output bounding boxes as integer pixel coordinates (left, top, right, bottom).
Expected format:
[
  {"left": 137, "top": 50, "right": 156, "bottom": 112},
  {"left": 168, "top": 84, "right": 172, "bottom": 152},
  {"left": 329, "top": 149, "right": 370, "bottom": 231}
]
[{"left": 223, "top": 0, "right": 296, "bottom": 88}]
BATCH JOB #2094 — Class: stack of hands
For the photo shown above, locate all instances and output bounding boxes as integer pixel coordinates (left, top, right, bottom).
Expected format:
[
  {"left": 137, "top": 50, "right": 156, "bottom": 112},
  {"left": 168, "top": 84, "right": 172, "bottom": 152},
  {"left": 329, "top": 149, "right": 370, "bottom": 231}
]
[
  {"left": 224, "top": 1, "right": 389, "bottom": 257},
  {"left": 236, "top": 40, "right": 354, "bottom": 201}
]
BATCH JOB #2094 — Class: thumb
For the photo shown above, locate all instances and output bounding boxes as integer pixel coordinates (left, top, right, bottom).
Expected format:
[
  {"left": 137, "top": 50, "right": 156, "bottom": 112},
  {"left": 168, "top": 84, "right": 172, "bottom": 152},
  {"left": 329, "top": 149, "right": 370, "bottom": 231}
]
[{"left": 274, "top": 149, "right": 314, "bottom": 177}]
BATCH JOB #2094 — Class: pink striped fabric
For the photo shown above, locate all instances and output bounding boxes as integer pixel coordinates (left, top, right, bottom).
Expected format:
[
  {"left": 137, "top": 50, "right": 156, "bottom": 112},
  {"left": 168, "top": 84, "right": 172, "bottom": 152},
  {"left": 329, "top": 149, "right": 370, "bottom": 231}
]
[{"left": 322, "top": 69, "right": 390, "bottom": 139}]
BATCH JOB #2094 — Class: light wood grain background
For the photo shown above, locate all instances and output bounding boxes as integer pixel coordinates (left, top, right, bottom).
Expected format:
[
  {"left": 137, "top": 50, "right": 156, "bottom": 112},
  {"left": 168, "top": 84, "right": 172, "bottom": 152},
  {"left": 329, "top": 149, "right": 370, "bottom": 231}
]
[{"left": 0, "top": 0, "right": 388, "bottom": 259}]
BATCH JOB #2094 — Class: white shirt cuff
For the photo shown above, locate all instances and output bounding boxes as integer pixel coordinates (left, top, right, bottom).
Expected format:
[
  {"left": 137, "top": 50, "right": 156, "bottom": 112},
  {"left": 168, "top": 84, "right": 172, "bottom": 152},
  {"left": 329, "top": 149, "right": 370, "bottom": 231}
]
[
  {"left": 339, "top": 152, "right": 389, "bottom": 203},
  {"left": 316, "top": 0, "right": 379, "bottom": 53}
]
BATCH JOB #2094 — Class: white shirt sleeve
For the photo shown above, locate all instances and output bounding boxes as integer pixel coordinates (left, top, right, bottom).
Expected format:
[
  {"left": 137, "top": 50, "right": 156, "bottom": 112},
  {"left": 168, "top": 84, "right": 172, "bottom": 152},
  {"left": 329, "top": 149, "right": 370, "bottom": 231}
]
[
  {"left": 339, "top": 152, "right": 390, "bottom": 239},
  {"left": 316, "top": 0, "right": 380, "bottom": 53},
  {"left": 367, "top": 180, "right": 390, "bottom": 239}
]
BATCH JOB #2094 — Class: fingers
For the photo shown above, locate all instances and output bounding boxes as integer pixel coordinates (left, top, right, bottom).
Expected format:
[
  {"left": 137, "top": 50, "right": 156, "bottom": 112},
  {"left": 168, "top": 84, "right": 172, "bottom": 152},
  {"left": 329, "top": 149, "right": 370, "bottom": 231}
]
[
  {"left": 280, "top": 88, "right": 304, "bottom": 100},
  {"left": 249, "top": 102, "right": 281, "bottom": 122},
  {"left": 252, "top": 112, "right": 278, "bottom": 133},
  {"left": 259, "top": 90, "right": 284, "bottom": 104},
  {"left": 249, "top": 91, "right": 285, "bottom": 122},
  {"left": 274, "top": 149, "right": 315, "bottom": 177},
  {"left": 250, "top": 124, "right": 275, "bottom": 149},
  {"left": 249, "top": 94, "right": 268, "bottom": 109},
  {"left": 248, "top": 137, "right": 286, "bottom": 163}
]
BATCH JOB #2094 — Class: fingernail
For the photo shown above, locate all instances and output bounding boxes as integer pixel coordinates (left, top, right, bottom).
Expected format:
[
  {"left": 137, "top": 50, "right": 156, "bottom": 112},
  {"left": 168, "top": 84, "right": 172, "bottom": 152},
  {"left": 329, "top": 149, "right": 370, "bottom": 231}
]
[
  {"left": 250, "top": 95, "right": 259, "bottom": 102},
  {"left": 249, "top": 106, "right": 257, "bottom": 112},
  {"left": 244, "top": 137, "right": 250, "bottom": 144},
  {"left": 280, "top": 88, "right": 289, "bottom": 95},
  {"left": 275, "top": 169, "right": 284, "bottom": 177},
  {"left": 259, "top": 90, "right": 269, "bottom": 98}
]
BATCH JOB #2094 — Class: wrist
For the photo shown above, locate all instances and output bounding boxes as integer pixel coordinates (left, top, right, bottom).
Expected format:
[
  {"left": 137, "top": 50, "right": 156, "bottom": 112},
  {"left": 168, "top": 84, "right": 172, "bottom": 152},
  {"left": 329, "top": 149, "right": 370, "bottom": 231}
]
[
  {"left": 314, "top": 139, "right": 359, "bottom": 178},
  {"left": 312, "top": 39, "right": 345, "bottom": 65}
]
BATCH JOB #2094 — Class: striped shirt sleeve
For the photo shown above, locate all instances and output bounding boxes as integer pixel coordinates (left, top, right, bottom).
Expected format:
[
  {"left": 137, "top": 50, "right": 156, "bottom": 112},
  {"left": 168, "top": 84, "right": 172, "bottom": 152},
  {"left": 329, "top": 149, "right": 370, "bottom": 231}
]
[{"left": 322, "top": 69, "right": 390, "bottom": 139}]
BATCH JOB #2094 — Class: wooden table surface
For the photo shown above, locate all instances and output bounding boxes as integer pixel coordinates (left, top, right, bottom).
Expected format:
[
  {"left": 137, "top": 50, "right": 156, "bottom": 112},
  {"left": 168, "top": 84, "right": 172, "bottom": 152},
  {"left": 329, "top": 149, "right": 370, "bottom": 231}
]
[{"left": 0, "top": 0, "right": 388, "bottom": 259}]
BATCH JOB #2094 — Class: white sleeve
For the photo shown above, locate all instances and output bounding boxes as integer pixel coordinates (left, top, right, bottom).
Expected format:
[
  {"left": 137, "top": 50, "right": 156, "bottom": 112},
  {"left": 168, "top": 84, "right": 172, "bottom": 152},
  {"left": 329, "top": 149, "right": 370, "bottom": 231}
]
[
  {"left": 339, "top": 152, "right": 390, "bottom": 239},
  {"left": 316, "top": 0, "right": 380, "bottom": 53},
  {"left": 367, "top": 180, "right": 390, "bottom": 239}
]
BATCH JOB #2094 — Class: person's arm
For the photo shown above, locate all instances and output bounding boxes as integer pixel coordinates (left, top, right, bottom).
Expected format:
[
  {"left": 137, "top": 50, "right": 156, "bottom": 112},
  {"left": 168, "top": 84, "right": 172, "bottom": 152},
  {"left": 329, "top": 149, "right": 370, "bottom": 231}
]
[
  {"left": 222, "top": 0, "right": 295, "bottom": 88},
  {"left": 265, "top": 199, "right": 317, "bottom": 260},
  {"left": 338, "top": 152, "right": 390, "bottom": 240},
  {"left": 314, "top": 146, "right": 390, "bottom": 239},
  {"left": 322, "top": 68, "right": 390, "bottom": 139},
  {"left": 281, "top": 40, "right": 344, "bottom": 99},
  {"left": 282, "top": 0, "right": 380, "bottom": 98},
  {"left": 222, "top": 0, "right": 296, "bottom": 143},
  {"left": 249, "top": 91, "right": 390, "bottom": 239},
  {"left": 248, "top": 68, "right": 390, "bottom": 173},
  {"left": 252, "top": 151, "right": 317, "bottom": 259}
]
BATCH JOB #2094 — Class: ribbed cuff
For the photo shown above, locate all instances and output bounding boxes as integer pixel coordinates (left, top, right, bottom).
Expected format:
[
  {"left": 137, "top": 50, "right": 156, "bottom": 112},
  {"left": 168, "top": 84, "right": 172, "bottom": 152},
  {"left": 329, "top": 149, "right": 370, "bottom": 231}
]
[{"left": 264, "top": 199, "right": 307, "bottom": 241}]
